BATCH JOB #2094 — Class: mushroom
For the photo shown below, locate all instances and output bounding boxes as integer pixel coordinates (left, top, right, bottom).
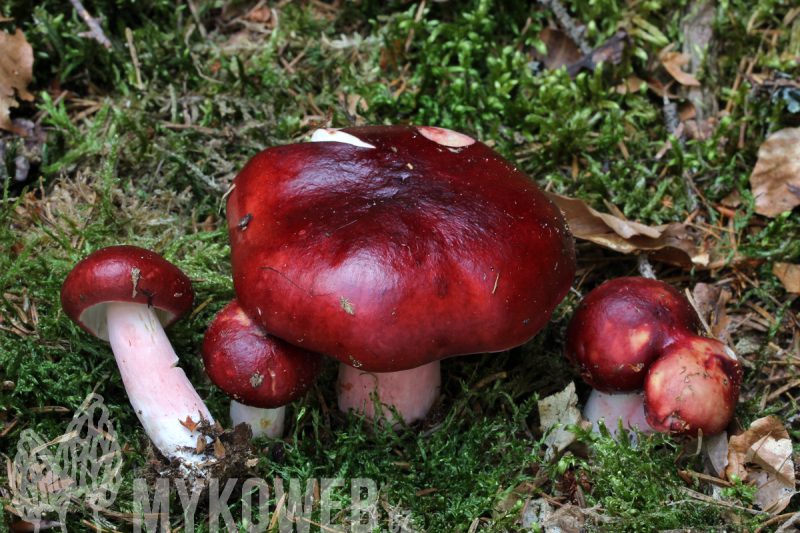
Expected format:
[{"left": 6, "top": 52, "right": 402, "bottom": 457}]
[
  {"left": 224, "top": 125, "right": 576, "bottom": 425},
  {"left": 565, "top": 277, "right": 742, "bottom": 437},
  {"left": 202, "top": 300, "right": 324, "bottom": 438},
  {"left": 60, "top": 246, "right": 214, "bottom": 465}
]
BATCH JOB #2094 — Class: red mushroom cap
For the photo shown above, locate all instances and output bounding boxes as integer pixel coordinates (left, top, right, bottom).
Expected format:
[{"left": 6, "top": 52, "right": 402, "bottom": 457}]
[
  {"left": 60, "top": 245, "right": 194, "bottom": 340},
  {"left": 226, "top": 125, "right": 576, "bottom": 372},
  {"left": 565, "top": 277, "right": 702, "bottom": 393},
  {"left": 644, "top": 336, "right": 742, "bottom": 437},
  {"left": 203, "top": 300, "right": 324, "bottom": 408}
]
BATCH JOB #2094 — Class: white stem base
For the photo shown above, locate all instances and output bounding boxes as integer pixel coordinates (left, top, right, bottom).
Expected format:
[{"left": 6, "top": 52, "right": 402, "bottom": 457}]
[
  {"left": 583, "top": 389, "right": 655, "bottom": 445},
  {"left": 337, "top": 361, "right": 441, "bottom": 427},
  {"left": 107, "top": 302, "right": 214, "bottom": 464},
  {"left": 230, "top": 401, "right": 285, "bottom": 439}
]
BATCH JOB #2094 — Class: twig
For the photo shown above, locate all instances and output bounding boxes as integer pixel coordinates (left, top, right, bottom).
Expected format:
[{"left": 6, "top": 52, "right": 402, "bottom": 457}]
[
  {"left": 540, "top": 0, "right": 591, "bottom": 54},
  {"left": 755, "top": 510, "right": 800, "bottom": 533},
  {"left": 68, "top": 0, "right": 111, "bottom": 49},
  {"left": 124, "top": 28, "right": 143, "bottom": 90}
]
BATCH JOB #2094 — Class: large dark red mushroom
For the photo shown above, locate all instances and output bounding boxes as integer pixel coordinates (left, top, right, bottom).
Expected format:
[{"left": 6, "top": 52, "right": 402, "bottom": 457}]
[
  {"left": 203, "top": 300, "right": 324, "bottom": 438},
  {"left": 224, "top": 125, "right": 576, "bottom": 425},
  {"left": 565, "top": 277, "right": 742, "bottom": 438},
  {"left": 60, "top": 246, "right": 214, "bottom": 465}
]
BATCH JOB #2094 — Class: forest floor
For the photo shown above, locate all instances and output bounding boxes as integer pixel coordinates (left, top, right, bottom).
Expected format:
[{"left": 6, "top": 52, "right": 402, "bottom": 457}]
[{"left": 1, "top": 0, "right": 800, "bottom": 531}]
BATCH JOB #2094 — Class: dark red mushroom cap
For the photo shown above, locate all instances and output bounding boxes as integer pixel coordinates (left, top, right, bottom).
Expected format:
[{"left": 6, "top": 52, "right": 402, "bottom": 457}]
[
  {"left": 644, "top": 336, "right": 742, "bottom": 437},
  {"left": 203, "top": 300, "right": 324, "bottom": 408},
  {"left": 565, "top": 277, "right": 703, "bottom": 394},
  {"left": 225, "top": 125, "right": 576, "bottom": 373},
  {"left": 60, "top": 245, "right": 194, "bottom": 341}
]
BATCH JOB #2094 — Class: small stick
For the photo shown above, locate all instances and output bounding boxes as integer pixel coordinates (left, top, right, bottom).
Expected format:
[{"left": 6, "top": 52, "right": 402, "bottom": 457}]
[
  {"left": 540, "top": 0, "right": 591, "bottom": 54},
  {"left": 125, "top": 28, "right": 143, "bottom": 90},
  {"left": 68, "top": 0, "right": 111, "bottom": 49}
]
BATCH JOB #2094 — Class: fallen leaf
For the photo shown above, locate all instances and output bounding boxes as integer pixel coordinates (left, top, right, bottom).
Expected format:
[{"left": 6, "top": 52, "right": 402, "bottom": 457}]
[
  {"left": 566, "top": 30, "right": 627, "bottom": 78},
  {"left": 726, "top": 416, "right": 795, "bottom": 513},
  {"left": 721, "top": 189, "right": 741, "bottom": 208},
  {"left": 0, "top": 28, "right": 34, "bottom": 134},
  {"left": 179, "top": 415, "right": 200, "bottom": 432},
  {"left": 661, "top": 50, "right": 701, "bottom": 86},
  {"left": 214, "top": 437, "right": 226, "bottom": 456},
  {"left": 706, "top": 431, "right": 730, "bottom": 479},
  {"left": 550, "top": 193, "right": 703, "bottom": 267},
  {"left": 538, "top": 382, "right": 587, "bottom": 459},
  {"left": 750, "top": 127, "right": 800, "bottom": 217},
  {"left": 773, "top": 263, "right": 800, "bottom": 293},
  {"left": 534, "top": 27, "right": 583, "bottom": 70}
]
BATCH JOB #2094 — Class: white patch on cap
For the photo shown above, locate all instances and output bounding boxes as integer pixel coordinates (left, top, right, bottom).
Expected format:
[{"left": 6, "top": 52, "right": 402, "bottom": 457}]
[
  {"left": 723, "top": 346, "right": 738, "bottom": 361},
  {"left": 310, "top": 128, "right": 375, "bottom": 148},
  {"left": 416, "top": 126, "right": 475, "bottom": 147}
]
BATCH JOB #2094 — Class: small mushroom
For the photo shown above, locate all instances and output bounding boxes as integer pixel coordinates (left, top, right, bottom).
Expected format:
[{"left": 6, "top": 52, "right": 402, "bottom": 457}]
[
  {"left": 60, "top": 246, "right": 214, "bottom": 465},
  {"left": 202, "top": 300, "right": 324, "bottom": 438},
  {"left": 225, "top": 125, "right": 576, "bottom": 425},
  {"left": 565, "top": 277, "right": 742, "bottom": 437}
]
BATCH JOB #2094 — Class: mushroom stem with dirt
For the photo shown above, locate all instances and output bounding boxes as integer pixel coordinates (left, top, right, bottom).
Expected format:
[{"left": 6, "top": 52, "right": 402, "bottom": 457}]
[
  {"left": 225, "top": 125, "right": 577, "bottom": 426},
  {"left": 565, "top": 277, "right": 743, "bottom": 438},
  {"left": 61, "top": 246, "right": 215, "bottom": 466},
  {"left": 203, "top": 300, "right": 323, "bottom": 438}
]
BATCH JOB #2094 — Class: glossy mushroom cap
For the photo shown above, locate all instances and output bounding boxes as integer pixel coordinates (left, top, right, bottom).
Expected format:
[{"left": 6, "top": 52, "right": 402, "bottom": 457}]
[
  {"left": 61, "top": 245, "right": 194, "bottom": 340},
  {"left": 645, "top": 336, "right": 742, "bottom": 436},
  {"left": 565, "top": 277, "right": 743, "bottom": 438},
  {"left": 565, "top": 277, "right": 702, "bottom": 394},
  {"left": 226, "top": 125, "right": 576, "bottom": 373},
  {"left": 203, "top": 300, "right": 324, "bottom": 408}
]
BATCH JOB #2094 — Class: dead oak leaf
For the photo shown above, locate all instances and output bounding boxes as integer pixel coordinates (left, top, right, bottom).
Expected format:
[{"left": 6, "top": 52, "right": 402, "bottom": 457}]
[
  {"left": 533, "top": 27, "right": 583, "bottom": 71},
  {"left": 725, "top": 415, "right": 795, "bottom": 513},
  {"left": 661, "top": 51, "right": 701, "bottom": 86},
  {"left": 549, "top": 193, "right": 705, "bottom": 267},
  {"left": 0, "top": 28, "right": 34, "bottom": 134},
  {"left": 750, "top": 127, "right": 800, "bottom": 217},
  {"left": 773, "top": 262, "right": 800, "bottom": 293}
]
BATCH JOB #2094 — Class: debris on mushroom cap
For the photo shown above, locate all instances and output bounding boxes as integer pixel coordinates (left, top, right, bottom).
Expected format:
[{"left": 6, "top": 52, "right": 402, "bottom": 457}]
[
  {"left": 226, "top": 125, "right": 576, "bottom": 373},
  {"left": 203, "top": 300, "right": 324, "bottom": 408},
  {"left": 565, "top": 277, "right": 702, "bottom": 394},
  {"left": 60, "top": 245, "right": 194, "bottom": 340}
]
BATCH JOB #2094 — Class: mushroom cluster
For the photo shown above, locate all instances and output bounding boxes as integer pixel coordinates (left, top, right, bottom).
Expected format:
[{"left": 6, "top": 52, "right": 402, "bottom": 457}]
[
  {"left": 219, "top": 125, "right": 577, "bottom": 426},
  {"left": 565, "top": 277, "right": 743, "bottom": 438}
]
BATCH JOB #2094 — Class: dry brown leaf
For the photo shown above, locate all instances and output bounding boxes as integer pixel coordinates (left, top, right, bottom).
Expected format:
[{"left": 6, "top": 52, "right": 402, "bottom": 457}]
[
  {"left": 661, "top": 50, "right": 701, "bottom": 86},
  {"left": 750, "top": 127, "right": 800, "bottom": 217},
  {"left": 773, "top": 262, "right": 800, "bottom": 293},
  {"left": 0, "top": 28, "right": 34, "bottom": 134},
  {"left": 721, "top": 189, "right": 742, "bottom": 208},
  {"left": 550, "top": 193, "right": 704, "bottom": 267},
  {"left": 534, "top": 27, "right": 583, "bottom": 70},
  {"left": 726, "top": 416, "right": 795, "bottom": 513}
]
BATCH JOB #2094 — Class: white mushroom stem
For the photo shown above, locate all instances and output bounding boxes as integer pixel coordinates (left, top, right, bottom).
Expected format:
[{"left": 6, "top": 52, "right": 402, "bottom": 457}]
[
  {"left": 583, "top": 389, "right": 655, "bottom": 445},
  {"left": 106, "top": 302, "right": 214, "bottom": 464},
  {"left": 230, "top": 401, "right": 285, "bottom": 439},
  {"left": 337, "top": 361, "right": 441, "bottom": 427}
]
